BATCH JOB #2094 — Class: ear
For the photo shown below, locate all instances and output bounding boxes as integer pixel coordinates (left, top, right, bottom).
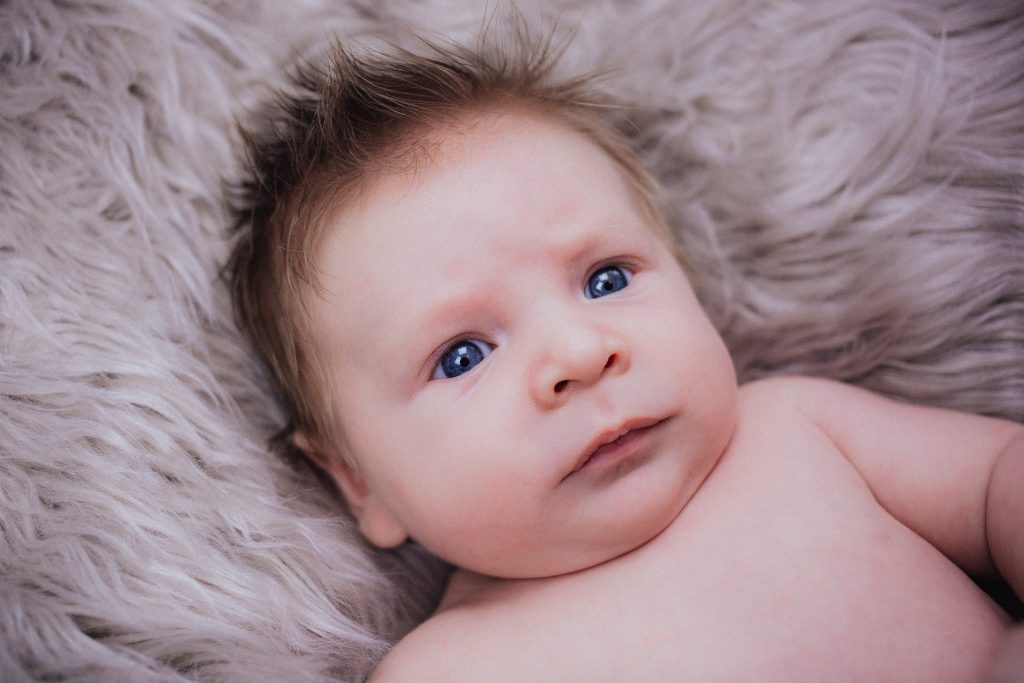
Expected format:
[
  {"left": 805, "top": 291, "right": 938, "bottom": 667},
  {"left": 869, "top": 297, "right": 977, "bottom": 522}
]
[{"left": 292, "top": 431, "right": 409, "bottom": 549}]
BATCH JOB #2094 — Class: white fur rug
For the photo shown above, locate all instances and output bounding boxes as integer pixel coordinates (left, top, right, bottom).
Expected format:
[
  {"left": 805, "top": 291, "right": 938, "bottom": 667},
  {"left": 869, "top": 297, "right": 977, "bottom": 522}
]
[{"left": 1, "top": 1, "right": 1021, "bottom": 680}]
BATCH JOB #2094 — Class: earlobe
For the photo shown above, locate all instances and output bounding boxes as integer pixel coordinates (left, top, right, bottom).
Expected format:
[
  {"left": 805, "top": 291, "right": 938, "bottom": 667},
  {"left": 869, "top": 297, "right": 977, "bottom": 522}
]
[
  {"left": 292, "top": 430, "right": 409, "bottom": 549},
  {"left": 332, "top": 460, "right": 410, "bottom": 549},
  {"left": 329, "top": 458, "right": 410, "bottom": 549},
  {"left": 356, "top": 498, "right": 410, "bottom": 549}
]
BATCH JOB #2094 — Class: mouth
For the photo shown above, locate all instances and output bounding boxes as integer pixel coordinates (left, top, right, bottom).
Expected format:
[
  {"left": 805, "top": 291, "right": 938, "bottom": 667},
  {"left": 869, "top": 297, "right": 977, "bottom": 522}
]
[{"left": 564, "top": 416, "right": 670, "bottom": 480}]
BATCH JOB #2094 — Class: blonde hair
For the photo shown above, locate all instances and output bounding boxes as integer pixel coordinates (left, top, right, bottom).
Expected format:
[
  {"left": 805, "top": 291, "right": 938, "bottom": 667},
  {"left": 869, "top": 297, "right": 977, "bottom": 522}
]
[{"left": 225, "top": 24, "right": 667, "bottom": 457}]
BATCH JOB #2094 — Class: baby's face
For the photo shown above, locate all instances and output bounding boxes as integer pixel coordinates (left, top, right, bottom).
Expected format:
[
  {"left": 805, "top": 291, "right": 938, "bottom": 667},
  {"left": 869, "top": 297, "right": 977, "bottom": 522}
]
[{"left": 307, "top": 111, "right": 737, "bottom": 578}]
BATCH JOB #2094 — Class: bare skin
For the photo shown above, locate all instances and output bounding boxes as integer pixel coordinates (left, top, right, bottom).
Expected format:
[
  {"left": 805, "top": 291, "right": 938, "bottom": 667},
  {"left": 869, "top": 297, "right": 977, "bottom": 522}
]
[
  {"left": 374, "top": 378, "right": 1016, "bottom": 681},
  {"left": 293, "top": 109, "right": 1023, "bottom": 680}
]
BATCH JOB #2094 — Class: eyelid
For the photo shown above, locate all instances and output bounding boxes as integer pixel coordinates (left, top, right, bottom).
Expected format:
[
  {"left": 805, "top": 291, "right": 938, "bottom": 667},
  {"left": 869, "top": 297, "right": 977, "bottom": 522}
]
[{"left": 585, "top": 256, "right": 641, "bottom": 280}]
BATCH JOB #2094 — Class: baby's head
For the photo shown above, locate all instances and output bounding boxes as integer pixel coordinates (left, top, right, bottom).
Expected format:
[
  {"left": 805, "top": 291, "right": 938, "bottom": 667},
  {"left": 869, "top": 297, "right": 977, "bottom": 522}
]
[{"left": 228, "top": 28, "right": 737, "bottom": 579}]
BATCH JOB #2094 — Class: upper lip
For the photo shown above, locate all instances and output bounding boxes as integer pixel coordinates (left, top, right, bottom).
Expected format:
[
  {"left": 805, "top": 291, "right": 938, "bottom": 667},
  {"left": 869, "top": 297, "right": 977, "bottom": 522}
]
[{"left": 564, "top": 415, "right": 668, "bottom": 479}]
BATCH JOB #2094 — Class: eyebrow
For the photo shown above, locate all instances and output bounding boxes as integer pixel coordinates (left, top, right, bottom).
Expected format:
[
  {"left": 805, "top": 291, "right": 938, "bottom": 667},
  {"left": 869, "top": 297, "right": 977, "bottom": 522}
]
[
  {"left": 397, "top": 217, "right": 649, "bottom": 365},
  {"left": 419, "top": 289, "right": 483, "bottom": 327},
  {"left": 409, "top": 226, "right": 602, "bottom": 326},
  {"left": 539, "top": 216, "right": 644, "bottom": 266},
  {"left": 403, "top": 284, "right": 497, "bottom": 358}
]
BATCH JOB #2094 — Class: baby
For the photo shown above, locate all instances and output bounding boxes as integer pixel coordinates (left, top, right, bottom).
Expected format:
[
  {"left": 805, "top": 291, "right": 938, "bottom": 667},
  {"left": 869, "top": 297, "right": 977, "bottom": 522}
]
[{"left": 226, "top": 29, "right": 1024, "bottom": 681}]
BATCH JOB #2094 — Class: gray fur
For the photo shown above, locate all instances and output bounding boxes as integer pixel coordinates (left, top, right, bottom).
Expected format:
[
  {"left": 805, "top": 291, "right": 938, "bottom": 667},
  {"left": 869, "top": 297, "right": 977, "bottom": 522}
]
[{"left": 1, "top": 0, "right": 1021, "bottom": 680}]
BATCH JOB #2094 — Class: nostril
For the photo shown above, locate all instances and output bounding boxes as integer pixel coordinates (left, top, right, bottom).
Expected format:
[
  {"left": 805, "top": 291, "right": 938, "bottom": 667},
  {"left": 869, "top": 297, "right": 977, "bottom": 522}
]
[
  {"left": 604, "top": 354, "right": 617, "bottom": 370},
  {"left": 554, "top": 380, "right": 568, "bottom": 393}
]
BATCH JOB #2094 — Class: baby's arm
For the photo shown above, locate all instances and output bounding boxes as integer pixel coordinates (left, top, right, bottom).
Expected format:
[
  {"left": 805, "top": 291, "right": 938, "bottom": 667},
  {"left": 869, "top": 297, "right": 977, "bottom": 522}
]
[
  {"left": 761, "top": 377, "right": 1023, "bottom": 595},
  {"left": 987, "top": 426, "right": 1024, "bottom": 605}
]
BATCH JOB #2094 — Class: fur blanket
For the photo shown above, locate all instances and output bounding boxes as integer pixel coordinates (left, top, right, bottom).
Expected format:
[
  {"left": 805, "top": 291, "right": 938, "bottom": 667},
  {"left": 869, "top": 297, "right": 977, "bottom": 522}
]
[{"left": 1, "top": 0, "right": 1021, "bottom": 680}]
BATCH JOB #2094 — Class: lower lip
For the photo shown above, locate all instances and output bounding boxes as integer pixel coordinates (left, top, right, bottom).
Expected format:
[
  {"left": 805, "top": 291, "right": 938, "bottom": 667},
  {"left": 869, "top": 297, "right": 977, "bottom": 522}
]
[{"left": 578, "top": 421, "right": 665, "bottom": 475}]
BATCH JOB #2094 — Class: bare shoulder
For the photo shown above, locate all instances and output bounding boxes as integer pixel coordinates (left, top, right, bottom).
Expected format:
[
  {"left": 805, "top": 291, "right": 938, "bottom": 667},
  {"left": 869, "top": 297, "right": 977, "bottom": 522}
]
[
  {"left": 728, "top": 376, "right": 858, "bottom": 471},
  {"left": 736, "top": 375, "right": 912, "bottom": 425},
  {"left": 735, "top": 374, "right": 1012, "bottom": 456},
  {"left": 370, "top": 606, "right": 508, "bottom": 682},
  {"left": 735, "top": 375, "right": 855, "bottom": 420},
  {"left": 370, "top": 614, "right": 461, "bottom": 682},
  {"left": 371, "top": 568, "right": 542, "bottom": 681},
  {"left": 739, "top": 373, "right": 1018, "bottom": 442},
  {"left": 738, "top": 374, "right": 849, "bottom": 402}
]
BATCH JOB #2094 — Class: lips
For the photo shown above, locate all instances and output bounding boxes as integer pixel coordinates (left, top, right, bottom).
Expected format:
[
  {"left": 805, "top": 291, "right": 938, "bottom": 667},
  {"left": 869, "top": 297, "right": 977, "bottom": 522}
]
[{"left": 565, "top": 416, "right": 669, "bottom": 479}]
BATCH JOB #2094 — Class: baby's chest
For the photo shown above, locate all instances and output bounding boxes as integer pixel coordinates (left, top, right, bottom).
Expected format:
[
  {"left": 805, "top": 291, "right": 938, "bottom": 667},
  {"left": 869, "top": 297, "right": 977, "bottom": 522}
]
[{"left": 435, "top": 475, "right": 1002, "bottom": 681}]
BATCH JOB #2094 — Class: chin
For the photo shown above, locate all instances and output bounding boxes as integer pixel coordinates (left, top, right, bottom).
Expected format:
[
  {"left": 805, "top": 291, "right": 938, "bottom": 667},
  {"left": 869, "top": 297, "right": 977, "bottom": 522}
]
[{"left": 571, "top": 487, "right": 691, "bottom": 574}]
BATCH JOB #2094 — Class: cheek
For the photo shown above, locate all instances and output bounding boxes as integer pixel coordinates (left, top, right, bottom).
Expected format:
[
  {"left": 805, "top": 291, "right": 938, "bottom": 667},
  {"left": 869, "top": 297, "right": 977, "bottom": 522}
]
[
  {"left": 640, "top": 293, "right": 715, "bottom": 362},
  {"left": 642, "top": 291, "right": 737, "bottom": 417},
  {"left": 350, "top": 394, "right": 540, "bottom": 532},
  {"left": 390, "top": 455, "right": 547, "bottom": 573}
]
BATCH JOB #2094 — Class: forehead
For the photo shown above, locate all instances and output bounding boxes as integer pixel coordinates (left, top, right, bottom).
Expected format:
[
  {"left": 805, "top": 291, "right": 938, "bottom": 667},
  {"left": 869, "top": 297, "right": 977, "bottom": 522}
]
[
  {"left": 326, "top": 111, "right": 645, "bottom": 261},
  {"left": 308, "top": 110, "right": 650, "bottom": 344}
]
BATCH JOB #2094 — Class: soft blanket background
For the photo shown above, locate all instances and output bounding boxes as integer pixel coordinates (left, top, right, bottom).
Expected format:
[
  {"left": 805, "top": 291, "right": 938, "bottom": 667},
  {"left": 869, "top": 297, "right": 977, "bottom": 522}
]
[{"left": 1, "top": 0, "right": 1021, "bottom": 680}]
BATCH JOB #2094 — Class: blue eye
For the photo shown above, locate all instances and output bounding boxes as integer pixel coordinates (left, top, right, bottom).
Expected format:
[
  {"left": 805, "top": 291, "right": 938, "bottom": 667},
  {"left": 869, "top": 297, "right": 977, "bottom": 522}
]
[
  {"left": 432, "top": 339, "right": 494, "bottom": 379},
  {"left": 585, "top": 265, "right": 632, "bottom": 299}
]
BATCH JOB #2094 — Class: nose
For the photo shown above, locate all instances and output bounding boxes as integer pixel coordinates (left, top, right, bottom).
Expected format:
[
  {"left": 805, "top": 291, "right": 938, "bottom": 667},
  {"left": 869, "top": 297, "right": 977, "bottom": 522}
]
[{"left": 528, "top": 316, "right": 630, "bottom": 410}]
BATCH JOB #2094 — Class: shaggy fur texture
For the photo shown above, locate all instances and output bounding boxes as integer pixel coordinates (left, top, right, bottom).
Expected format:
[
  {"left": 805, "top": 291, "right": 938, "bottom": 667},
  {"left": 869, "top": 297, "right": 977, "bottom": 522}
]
[{"left": 1, "top": 0, "right": 1021, "bottom": 680}]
